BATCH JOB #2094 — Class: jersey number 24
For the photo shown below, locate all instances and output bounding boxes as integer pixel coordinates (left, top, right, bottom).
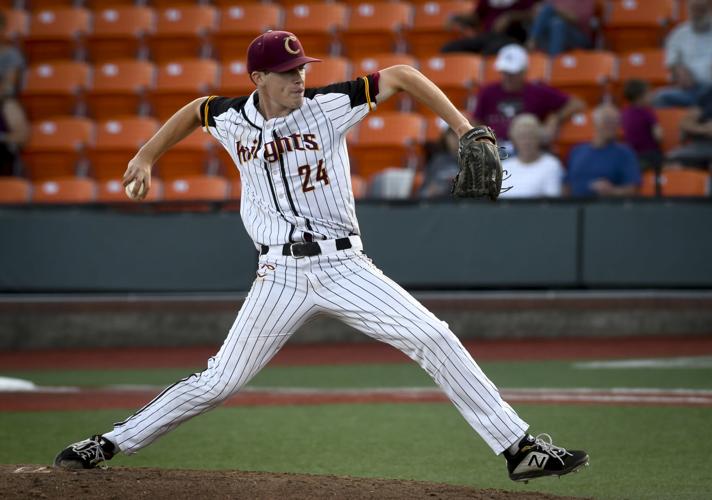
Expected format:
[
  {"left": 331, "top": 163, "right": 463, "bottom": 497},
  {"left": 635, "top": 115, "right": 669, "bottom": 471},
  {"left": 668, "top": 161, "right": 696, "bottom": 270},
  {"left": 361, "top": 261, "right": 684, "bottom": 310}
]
[{"left": 298, "top": 160, "right": 330, "bottom": 193}]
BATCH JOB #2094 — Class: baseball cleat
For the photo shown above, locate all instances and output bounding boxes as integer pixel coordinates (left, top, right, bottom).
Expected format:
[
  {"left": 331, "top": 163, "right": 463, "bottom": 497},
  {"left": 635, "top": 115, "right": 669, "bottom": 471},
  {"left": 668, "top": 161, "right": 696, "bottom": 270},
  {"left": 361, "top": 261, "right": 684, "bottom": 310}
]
[
  {"left": 53, "top": 435, "right": 117, "bottom": 470},
  {"left": 504, "top": 433, "right": 589, "bottom": 482}
]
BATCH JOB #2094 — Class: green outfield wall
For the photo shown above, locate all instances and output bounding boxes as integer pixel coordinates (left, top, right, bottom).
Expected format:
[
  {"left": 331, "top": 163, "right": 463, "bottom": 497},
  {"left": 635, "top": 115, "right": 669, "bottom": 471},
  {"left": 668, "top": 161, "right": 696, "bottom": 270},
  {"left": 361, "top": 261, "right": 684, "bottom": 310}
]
[{"left": 1, "top": 200, "right": 711, "bottom": 291}]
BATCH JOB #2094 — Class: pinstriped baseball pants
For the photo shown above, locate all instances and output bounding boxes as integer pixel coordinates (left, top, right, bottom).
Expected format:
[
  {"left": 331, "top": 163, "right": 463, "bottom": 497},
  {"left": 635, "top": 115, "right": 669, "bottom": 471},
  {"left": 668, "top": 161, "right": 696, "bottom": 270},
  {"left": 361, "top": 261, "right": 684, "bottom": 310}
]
[{"left": 107, "top": 246, "right": 528, "bottom": 455}]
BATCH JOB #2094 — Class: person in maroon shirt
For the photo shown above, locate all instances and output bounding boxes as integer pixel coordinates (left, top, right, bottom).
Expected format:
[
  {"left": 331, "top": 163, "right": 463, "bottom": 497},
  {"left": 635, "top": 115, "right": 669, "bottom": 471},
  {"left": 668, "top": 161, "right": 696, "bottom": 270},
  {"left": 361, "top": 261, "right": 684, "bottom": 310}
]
[
  {"left": 443, "top": 0, "right": 541, "bottom": 55},
  {"left": 473, "top": 44, "right": 584, "bottom": 145},
  {"left": 621, "top": 79, "right": 663, "bottom": 171}
]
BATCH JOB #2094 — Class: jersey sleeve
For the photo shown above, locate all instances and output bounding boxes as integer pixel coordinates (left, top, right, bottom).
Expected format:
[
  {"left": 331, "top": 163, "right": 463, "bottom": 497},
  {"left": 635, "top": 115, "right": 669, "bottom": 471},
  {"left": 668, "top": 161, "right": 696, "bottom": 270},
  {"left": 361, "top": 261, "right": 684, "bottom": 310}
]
[
  {"left": 199, "top": 95, "right": 248, "bottom": 146},
  {"left": 306, "top": 73, "right": 380, "bottom": 134}
]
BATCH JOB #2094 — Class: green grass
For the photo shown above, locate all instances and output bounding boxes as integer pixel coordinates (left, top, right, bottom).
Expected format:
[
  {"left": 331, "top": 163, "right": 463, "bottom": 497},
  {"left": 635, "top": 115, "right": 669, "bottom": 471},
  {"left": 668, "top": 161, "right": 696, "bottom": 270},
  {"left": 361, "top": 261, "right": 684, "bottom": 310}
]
[
  {"left": 1, "top": 404, "right": 710, "bottom": 500},
  {"left": 3, "top": 360, "right": 711, "bottom": 390}
]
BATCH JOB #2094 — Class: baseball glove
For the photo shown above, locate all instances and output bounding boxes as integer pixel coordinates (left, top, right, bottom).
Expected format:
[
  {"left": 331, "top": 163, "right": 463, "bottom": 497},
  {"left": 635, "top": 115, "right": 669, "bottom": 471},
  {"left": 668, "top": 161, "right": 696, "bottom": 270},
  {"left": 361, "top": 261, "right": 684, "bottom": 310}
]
[{"left": 451, "top": 126, "right": 509, "bottom": 201}]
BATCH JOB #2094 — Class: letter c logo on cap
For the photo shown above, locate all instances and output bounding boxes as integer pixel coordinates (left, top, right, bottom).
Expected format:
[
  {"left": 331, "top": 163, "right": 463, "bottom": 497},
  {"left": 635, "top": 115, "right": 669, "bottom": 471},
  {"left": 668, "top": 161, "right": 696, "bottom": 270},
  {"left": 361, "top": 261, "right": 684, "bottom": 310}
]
[{"left": 284, "top": 35, "right": 300, "bottom": 55}]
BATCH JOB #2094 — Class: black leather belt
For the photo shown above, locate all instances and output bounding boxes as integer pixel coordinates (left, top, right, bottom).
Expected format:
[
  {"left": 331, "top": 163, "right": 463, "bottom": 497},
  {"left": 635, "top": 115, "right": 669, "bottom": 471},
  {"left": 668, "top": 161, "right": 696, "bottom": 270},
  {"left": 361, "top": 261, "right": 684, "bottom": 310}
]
[{"left": 260, "top": 237, "right": 352, "bottom": 257}]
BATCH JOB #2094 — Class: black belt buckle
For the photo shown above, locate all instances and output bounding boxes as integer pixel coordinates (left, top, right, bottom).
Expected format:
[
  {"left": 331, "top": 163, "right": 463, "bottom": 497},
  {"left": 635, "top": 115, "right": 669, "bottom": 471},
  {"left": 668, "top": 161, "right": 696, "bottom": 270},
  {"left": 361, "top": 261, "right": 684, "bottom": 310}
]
[{"left": 284, "top": 242, "right": 321, "bottom": 258}]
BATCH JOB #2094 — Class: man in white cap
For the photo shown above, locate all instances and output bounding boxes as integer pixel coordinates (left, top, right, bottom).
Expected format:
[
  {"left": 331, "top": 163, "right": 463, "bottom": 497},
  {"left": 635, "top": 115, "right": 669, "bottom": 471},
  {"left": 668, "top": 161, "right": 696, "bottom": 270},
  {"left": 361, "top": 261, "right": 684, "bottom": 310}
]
[{"left": 474, "top": 44, "right": 584, "bottom": 146}]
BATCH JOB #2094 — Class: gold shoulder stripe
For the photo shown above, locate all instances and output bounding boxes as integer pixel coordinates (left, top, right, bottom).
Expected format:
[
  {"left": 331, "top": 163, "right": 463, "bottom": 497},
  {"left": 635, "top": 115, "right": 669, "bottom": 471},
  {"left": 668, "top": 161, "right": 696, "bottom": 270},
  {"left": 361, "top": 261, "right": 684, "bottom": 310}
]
[
  {"left": 203, "top": 96, "right": 217, "bottom": 133},
  {"left": 362, "top": 76, "right": 373, "bottom": 112}
]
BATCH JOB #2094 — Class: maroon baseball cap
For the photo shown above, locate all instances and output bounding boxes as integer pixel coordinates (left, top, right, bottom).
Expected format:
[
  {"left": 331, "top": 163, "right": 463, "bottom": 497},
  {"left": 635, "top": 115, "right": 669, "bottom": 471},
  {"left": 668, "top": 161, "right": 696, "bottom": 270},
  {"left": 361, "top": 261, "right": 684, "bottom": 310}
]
[{"left": 247, "top": 31, "right": 321, "bottom": 73}]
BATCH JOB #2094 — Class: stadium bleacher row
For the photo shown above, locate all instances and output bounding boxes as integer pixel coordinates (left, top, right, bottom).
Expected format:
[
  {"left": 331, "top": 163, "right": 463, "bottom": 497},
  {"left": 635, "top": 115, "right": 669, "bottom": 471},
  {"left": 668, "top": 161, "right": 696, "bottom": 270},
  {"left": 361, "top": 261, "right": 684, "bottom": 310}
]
[{"left": 1, "top": 0, "right": 708, "bottom": 202}]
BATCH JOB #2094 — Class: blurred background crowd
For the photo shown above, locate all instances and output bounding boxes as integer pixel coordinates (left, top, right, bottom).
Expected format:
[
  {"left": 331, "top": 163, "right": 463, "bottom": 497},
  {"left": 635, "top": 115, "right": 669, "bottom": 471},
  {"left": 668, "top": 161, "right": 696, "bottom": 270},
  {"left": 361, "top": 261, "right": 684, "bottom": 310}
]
[{"left": 0, "top": 0, "right": 710, "bottom": 205}]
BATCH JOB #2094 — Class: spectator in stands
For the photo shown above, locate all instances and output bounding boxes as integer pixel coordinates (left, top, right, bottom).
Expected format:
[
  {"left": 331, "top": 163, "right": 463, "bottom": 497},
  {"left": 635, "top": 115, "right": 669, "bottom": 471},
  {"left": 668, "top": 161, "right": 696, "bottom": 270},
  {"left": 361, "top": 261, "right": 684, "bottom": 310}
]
[
  {"left": 443, "top": 0, "right": 540, "bottom": 55},
  {"left": 666, "top": 86, "right": 712, "bottom": 168},
  {"left": 566, "top": 104, "right": 641, "bottom": 197},
  {"left": 0, "top": 95, "right": 30, "bottom": 176},
  {"left": 473, "top": 44, "right": 585, "bottom": 147},
  {"left": 500, "top": 114, "right": 564, "bottom": 198},
  {"left": 0, "top": 12, "right": 24, "bottom": 97},
  {"left": 526, "top": 0, "right": 595, "bottom": 55},
  {"left": 418, "top": 126, "right": 459, "bottom": 198},
  {"left": 652, "top": 0, "right": 712, "bottom": 108},
  {"left": 621, "top": 79, "right": 663, "bottom": 171}
]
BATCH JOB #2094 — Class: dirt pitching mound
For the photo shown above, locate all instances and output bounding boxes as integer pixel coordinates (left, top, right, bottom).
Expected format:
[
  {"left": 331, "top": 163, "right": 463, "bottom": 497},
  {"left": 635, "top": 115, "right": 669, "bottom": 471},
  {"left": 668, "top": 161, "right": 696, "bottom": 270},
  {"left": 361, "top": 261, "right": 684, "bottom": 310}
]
[{"left": 3, "top": 465, "right": 586, "bottom": 500}]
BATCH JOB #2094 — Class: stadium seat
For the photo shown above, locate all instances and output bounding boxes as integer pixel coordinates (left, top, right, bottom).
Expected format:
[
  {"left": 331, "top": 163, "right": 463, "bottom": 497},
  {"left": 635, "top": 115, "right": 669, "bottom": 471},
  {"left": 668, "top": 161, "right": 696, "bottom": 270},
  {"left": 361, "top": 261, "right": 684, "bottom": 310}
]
[
  {"left": 156, "top": 129, "right": 214, "bottom": 180},
  {"left": 21, "top": 61, "right": 90, "bottom": 120},
  {"left": 229, "top": 177, "right": 241, "bottom": 199},
  {"left": 31, "top": 177, "right": 96, "bottom": 204},
  {"left": 86, "top": 6, "right": 155, "bottom": 63},
  {"left": 351, "top": 174, "right": 367, "bottom": 199},
  {"left": 96, "top": 177, "right": 163, "bottom": 203},
  {"left": 640, "top": 168, "right": 710, "bottom": 197},
  {"left": 602, "top": 0, "right": 675, "bottom": 52},
  {"left": 550, "top": 51, "right": 616, "bottom": 106},
  {"left": 556, "top": 110, "right": 595, "bottom": 160},
  {"left": 87, "top": 116, "right": 160, "bottom": 181},
  {"left": 305, "top": 56, "right": 351, "bottom": 88},
  {"left": 2, "top": 8, "right": 28, "bottom": 41},
  {"left": 163, "top": 175, "right": 229, "bottom": 202},
  {"left": 87, "top": 60, "right": 156, "bottom": 120},
  {"left": 349, "top": 111, "right": 425, "bottom": 180},
  {"left": 25, "top": 0, "right": 77, "bottom": 8},
  {"left": 655, "top": 107, "right": 687, "bottom": 152},
  {"left": 284, "top": 2, "right": 347, "bottom": 56},
  {"left": 419, "top": 54, "right": 481, "bottom": 112},
  {"left": 405, "top": 0, "right": 471, "bottom": 58},
  {"left": 0, "top": 177, "right": 31, "bottom": 204},
  {"left": 21, "top": 117, "right": 94, "bottom": 181},
  {"left": 352, "top": 53, "right": 418, "bottom": 111},
  {"left": 213, "top": 4, "right": 283, "bottom": 62},
  {"left": 424, "top": 114, "right": 448, "bottom": 142},
  {"left": 341, "top": 2, "right": 412, "bottom": 60},
  {"left": 217, "top": 60, "right": 253, "bottom": 97},
  {"left": 23, "top": 7, "right": 91, "bottom": 63},
  {"left": 614, "top": 49, "right": 668, "bottom": 101},
  {"left": 482, "top": 51, "right": 549, "bottom": 83},
  {"left": 148, "top": 59, "right": 218, "bottom": 120},
  {"left": 147, "top": 5, "right": 217, "bottom": 63}
]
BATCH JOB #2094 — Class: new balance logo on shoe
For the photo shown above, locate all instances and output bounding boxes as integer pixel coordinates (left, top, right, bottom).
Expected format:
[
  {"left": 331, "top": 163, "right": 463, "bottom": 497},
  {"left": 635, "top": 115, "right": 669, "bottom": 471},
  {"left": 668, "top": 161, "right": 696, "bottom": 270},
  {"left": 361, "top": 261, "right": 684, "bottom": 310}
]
[{"left": 527, "top": 452, "right": 549, "bottom": 469}]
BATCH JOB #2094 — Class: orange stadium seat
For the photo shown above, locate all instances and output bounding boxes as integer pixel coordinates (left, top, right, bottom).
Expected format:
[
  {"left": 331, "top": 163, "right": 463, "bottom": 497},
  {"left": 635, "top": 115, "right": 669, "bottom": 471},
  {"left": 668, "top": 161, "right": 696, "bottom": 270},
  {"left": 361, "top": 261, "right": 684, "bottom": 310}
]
[
  {"left": 419, "top": 54, "right": 481, "bottom": 112},
  {"left": 213, "top": 4, "right": 283, "bottom": 62},
  {"left": 147, "top": 5, "right": 216, "bottom": 63},
  {"left": 305, "top": 56, "right": 351, "bottom": 88},
  {"left": 21, "top": 117, "right": 94, "bottom": 181},
  {"left": 603, "top": 0, "right": 675, "bottom": 52},
  {"left": 614, "top": 49, "right": 669, "bottom": 101},
  {"left": 424, "top": 114, "right": 448, "bottom": 142},
  {"left": 87, "top": 60, "right": 156, "bottom": 120},
  {"left": 88, "top": 116, "right": 160, "bottom": 181},
  {"left": 21, "top": 61, "right": 90, "bottom": 120},
  {"left": 2, "top": 9, "right": 28, "bottom": 41},
  {"left": 23, "top": 7, "right": 91, "bottom": 63},
  {"left": 483, "top": 51, "right": 549, "bottom": 83},
  {"left": 351, "top": 174, "right": 367, "bottom": 199},
  {"left": 86, "top": 6, "right": 155, "bottom": 63},
  {"left": 148, "top": 59, "right": 218, "bottom": 120},
  {"left": 341, "top": 2, "right": 412, "bottom": 60},
  {"left": 217, "top": 60, "right": 253, "bottom": 97},
  {"left": 284, "top": 3, "right": 347, "bottom": 56},
  {"left": 349, "top": 111, "right": 425, "bottom": 180},
  {"left": 405, "top": 0, "right": 471, "bottom": 58},
  {"left": 352, "top": 53, "right": 418, "bottom": 111},
  {"left": 641, "top": 168, "right": 710, "bottom": 197},
  {"left": 96, "top": 177, "right": 163, "bottom": 203},
  {"left": 163, "top": 175, "right": 229, "bottom": 202},
  {"left": 26, "top": 0, "right": 77, "bottom": 8},
  {"left": 32, "top": 177, "right": 96, "bottom": 204},
  {"left": 0, "top": 178, "right": 31, "bottom": 204},
  {"left": 655, "top": 107, "right": 687, "bottom": 152},
  {"left": 156, "top": 129, "right": 214, "bottom": 180},
  {"left": 556, "top": 110, "right": 595, "bottom": 160},
  {"left": 550, "top": 51, "right": 616, "bottom": 106}
]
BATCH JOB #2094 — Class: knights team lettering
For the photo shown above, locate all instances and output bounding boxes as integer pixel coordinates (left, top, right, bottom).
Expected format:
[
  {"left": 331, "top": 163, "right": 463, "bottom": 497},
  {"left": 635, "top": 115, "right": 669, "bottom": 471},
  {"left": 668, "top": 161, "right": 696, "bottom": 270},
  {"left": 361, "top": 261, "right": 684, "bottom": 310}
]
[{"left": 234, "top": 133, "right": 320, "bottom": 165}]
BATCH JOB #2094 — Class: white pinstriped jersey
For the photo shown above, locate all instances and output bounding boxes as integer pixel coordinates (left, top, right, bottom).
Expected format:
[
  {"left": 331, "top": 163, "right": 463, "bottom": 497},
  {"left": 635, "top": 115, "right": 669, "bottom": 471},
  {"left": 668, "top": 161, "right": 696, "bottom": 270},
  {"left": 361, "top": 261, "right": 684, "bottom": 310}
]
[{"left": 201, "top": 74, "right": 379, "bottom": 247}]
